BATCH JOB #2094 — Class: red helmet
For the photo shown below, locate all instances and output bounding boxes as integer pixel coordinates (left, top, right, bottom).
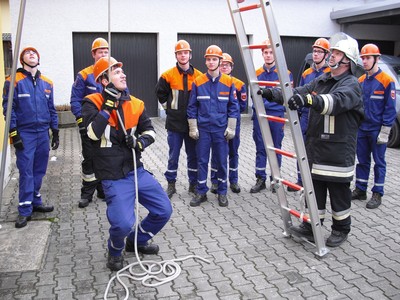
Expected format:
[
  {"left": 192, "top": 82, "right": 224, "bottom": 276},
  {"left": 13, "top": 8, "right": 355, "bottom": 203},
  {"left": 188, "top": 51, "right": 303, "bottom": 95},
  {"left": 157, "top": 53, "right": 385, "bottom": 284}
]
[
  {"left": 360, "top": 43, "right": 381, "bottom": 57},
  {"left": 222, "top": 53, "right": 234, "bottom": 65},
  {"left": 313, "top": 38, "right": 330, "bottom": 52},
  {"left": 204, "top": 45, "right": 223, "bottom": 58},
  {"left": 19, "top": 46, "right": 40, "bottom": 66},
  {"left": 175, "top": 40, "right": 192, "bottom": 53},
  {"left": 93, "top": 57, "right": 123, "bottom": 82},
  {"left": 91, "top": 38, "right": 109, "bottom": 52}
]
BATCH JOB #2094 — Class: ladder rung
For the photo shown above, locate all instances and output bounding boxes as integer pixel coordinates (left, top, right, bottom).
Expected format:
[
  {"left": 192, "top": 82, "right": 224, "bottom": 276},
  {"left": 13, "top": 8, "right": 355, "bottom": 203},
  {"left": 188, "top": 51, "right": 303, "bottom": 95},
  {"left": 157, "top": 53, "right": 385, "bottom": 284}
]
[
  {"left": 244, "top": 44, "right": 269, "bottom": 50},
  {"left": 282, "top": 206, "right": 310, "bottom": 223},
  {"left": 233, "top": 3, "right": 261, "bottom": 13},
  {"left": 259, "top": 114, "right": 288, "bottom": 124},
  {"left": 255, "top": 80, "right": 281, "bottom": 87},
  {"left": 281, "top": 179, "right": 302, "bottom": 191},
  {"left": 270, "top": 147, "right": 296, "bottom": 158}
]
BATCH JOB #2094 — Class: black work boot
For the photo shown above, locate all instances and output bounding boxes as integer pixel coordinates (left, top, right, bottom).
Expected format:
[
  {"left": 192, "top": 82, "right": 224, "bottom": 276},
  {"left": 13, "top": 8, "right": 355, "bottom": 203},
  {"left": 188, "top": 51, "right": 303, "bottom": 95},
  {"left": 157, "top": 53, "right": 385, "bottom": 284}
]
[
  {"left": 230, "top": 183, "right": 241, "bottom": 193},
  {"left": 210, "top": 183, "right": 218, "bottom": 194},
  {"left": 166, "top": 182, "right": 176, "bottom": 198},
  {"left": 125, "top": 239, "right": 160, "bottom": 255},
  {"left": 106, "top": 254, "right": 124, "bottom": 271},
  {"left": 290, "top": 223, "right": 315, "bottom": 242},
  {"left": 15, "top": 215, "right": 31, "bottom": 228},
  {"left": 188, "top": 183, "right": 196, "bottom": 194},
  {"left": 78, "top": 198, "right": 92, "bottom": 208},
  {"left": 32, "top": 204, "right": 54, "bottom": 213},
  {"left": 351, "top": 187, "right": 367, "bottom": 200},
  {"left": 326, "top": 230, "right": 348, "bottom": 247},
  {"left": 250, "top": 177, "right": 266, "bottom": 193},
  {"left": 366, "top": 192, "right": 382, "bottom": 209},
  {"left": 218, "top": 194, "right": 228, "bottom": 207},
  {"left": 190, "top": 193, "right": 207, "bottom": 207}
]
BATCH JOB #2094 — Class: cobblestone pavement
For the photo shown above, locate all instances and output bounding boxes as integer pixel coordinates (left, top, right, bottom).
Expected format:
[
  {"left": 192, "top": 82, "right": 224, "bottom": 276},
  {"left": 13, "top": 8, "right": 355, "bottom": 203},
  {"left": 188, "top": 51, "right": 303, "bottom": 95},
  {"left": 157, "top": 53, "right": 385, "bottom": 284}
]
[{"left": 0, "top": 115, "right": 400, "bottom": 299}]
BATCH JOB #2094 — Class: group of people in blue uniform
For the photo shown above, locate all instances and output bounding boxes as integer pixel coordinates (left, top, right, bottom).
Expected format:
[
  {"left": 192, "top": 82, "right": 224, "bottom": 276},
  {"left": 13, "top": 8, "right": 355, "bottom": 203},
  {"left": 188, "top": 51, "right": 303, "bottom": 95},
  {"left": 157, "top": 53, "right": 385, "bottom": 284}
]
[{"left": 2, "top": 32, "right": 396, "bottom": 269}]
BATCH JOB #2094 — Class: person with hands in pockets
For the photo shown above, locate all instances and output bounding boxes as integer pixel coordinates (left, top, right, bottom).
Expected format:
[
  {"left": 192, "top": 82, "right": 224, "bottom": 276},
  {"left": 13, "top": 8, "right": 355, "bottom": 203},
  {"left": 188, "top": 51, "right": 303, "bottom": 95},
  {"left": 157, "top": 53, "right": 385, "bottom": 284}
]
[
  {"left": 2, "top": 46, "right": 58, "bottom": 228},
  {"left": 187, "top": 45, "right": 239, "bottom": 208},
  {"left": 81, "top": 57, "right": 172, "bottom": 272},
  {"left": 351, "top": 44, "right": 396, "bottom": 209}
]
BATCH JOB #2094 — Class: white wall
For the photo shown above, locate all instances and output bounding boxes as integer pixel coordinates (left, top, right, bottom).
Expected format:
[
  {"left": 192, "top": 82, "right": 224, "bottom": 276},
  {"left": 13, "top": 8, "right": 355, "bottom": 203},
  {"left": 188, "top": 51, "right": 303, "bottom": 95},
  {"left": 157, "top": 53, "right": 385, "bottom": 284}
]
[{"left": 8, "top": 0, "right": 387, "bottom": 107}]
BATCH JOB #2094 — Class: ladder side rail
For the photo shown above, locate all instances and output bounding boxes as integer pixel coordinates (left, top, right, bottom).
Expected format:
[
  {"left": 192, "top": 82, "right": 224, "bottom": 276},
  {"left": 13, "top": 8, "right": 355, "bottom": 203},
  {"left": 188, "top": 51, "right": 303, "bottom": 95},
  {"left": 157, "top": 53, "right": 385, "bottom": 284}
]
[
  {"left": 260, "top": 0, "right": 328, "bottom": 256},
  {"left": 227, "top": 0, "right": 293, "bottom": 236}
]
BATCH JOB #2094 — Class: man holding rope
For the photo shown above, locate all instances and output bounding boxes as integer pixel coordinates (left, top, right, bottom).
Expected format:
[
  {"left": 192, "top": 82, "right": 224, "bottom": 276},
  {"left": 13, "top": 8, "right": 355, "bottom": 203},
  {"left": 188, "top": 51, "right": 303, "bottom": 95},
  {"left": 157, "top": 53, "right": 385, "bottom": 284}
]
[{"left": 82, "top": 57, "right": 172, "bottom": 271}]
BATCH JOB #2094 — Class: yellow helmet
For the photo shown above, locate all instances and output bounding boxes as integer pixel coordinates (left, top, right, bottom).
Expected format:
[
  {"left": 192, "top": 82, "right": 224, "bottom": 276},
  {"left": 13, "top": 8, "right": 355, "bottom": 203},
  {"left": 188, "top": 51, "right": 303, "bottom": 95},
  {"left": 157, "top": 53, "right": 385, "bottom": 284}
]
[
  {"left": 91, "top": 38, "right": 109, "bottom": 52},
  {"left": 204, "top": 45, "right": 223, "bottom": 58}
]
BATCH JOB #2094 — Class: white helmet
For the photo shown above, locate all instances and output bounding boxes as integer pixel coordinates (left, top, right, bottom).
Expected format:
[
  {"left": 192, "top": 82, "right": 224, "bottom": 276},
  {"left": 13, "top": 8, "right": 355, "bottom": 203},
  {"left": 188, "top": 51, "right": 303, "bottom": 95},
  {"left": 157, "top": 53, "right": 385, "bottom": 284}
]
[{"left": 329, "top": 32, "right": 360, "bottom": 74}]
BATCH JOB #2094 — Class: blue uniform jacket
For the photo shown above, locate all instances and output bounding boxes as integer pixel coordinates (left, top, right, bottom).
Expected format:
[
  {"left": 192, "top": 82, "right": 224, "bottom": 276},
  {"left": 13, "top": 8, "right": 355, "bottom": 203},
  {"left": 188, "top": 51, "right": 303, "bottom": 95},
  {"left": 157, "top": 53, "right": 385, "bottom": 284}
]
[
  {"left": 187, "top": 72, "right": 239, "bottom": 132},
  {"left": 358, "top": 68, "right": 396, "bottom": 131},
  {"left": 2, "top": 68, "right": 58, "bottom": 132},
  {"left": 70, "top": 65, "right": 103, "bottom": 118},
  {"left": 255, "top": 64, "right": 293, "bottom": 113}
]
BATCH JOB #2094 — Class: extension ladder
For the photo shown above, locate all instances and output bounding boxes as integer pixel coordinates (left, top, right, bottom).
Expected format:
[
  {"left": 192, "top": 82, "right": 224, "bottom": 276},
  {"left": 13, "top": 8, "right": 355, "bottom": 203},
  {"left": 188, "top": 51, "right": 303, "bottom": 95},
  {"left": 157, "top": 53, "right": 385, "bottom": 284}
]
[{"left": 227, "top": 0, "right": 329, "bottom": 257}]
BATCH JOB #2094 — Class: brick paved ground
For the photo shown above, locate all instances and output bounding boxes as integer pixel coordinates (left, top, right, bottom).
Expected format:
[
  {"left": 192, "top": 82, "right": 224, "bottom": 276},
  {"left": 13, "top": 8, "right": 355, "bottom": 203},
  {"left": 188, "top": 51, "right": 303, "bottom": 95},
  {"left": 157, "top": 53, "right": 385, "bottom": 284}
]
[{"left": 0, "top": 115, "right": 400, "bottom": 299}]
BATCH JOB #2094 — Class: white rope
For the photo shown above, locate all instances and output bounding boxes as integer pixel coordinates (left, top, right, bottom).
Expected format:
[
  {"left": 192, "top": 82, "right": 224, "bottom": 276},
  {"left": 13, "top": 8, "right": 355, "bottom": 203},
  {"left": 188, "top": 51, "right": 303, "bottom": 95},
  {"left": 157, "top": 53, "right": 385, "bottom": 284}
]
[{"left": 103, "top": 110, "right": 210, "bottom": 299}]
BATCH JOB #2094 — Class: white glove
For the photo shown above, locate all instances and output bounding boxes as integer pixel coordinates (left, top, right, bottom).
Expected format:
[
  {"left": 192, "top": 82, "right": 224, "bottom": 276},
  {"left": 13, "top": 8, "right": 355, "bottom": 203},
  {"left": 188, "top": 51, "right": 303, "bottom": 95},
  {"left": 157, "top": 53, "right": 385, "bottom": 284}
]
[
  {"left": 224, "top": 118, "right": 237, "bottom": 140},
  {"left": 377, "top": 126, "right": 391, "bottom": 144},
  {"left": 188, "top": 119, "right": 199, "bottom": 140}
]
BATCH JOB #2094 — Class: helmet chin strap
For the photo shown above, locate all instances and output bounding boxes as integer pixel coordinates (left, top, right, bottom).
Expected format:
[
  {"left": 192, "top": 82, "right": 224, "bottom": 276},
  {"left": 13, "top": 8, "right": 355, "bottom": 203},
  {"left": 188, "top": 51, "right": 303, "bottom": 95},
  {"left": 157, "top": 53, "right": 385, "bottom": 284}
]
[
  {"left": 329, "top": 56, "right": 349, "bottom": 70},
  {"left": 365, "top": 57, "right": 378, "bottom": 72},
  {"left": 265, "top": 60, "right": 275, "bottom": 66},
  {"left": 23, "top": 60, "right": 39, "bottom": 68}
]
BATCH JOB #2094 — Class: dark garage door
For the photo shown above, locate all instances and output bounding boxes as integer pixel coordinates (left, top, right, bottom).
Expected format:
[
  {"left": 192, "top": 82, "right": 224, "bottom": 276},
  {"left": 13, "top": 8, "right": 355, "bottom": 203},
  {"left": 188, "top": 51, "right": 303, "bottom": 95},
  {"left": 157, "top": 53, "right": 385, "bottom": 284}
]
[
  {"left": 178, "top": 33, "right": 249, "bottom": 112},
  {"left": 72, "top": 32, "right": 158, "bottom": 117}
]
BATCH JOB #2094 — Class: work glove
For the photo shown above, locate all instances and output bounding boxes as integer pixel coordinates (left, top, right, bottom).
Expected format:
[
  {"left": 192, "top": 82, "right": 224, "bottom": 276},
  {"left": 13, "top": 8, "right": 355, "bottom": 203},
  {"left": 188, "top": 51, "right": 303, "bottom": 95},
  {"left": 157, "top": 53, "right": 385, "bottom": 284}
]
[
  {"left": 9, "top": 128, "right": 24, "bottom": 150},
  {"left": 257, "top": 88, "right": 283, "bottom": 105},
  {"left": 188, "top": 119, "right": 199, "bottom": 140},
  {"left": 76, "top": 116, "right": 86, "bottom": 136},
  {"left": 125, "top": 135, "right": 144, "bottom": 152},
  {"left": 288, "top": 94, "right": 315, "bottom": 111},
  {"left": 377, "top": 126, "right": 391, "bottom": 144},
  {"left": 51, "top": 129, "right": 60, "bottom": 150},
  {"left": 102, "top": 83, "right": 121, "bottom": 112},
  {"left": 224, "top": 118, "right": 237, "bottom": 140}
]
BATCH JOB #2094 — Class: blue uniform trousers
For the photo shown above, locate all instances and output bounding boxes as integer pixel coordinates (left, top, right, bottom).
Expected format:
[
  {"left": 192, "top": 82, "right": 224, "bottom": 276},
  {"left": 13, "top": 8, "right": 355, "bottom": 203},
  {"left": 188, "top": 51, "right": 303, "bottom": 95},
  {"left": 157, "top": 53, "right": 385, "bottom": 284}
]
[
  {"left": 355, "top": 129, "right": 387, "bottom": 195},
  {"left": 211, "top": 119, "right": 241, "bottom": 185},
  {"left": 103, "top": 167, "right": 172, "bottom": 256},
  {"left": 252, "top": 111, "right": 284, "bottom": 180},
  {"left": 197, "top": 130, "right": 228, "bottom": 195},
  {"left": 16, "top": 131, "right": 50, "bottom": 216},
  {"left": 164, "top": 131, "right": 197, "bottom": 185}
]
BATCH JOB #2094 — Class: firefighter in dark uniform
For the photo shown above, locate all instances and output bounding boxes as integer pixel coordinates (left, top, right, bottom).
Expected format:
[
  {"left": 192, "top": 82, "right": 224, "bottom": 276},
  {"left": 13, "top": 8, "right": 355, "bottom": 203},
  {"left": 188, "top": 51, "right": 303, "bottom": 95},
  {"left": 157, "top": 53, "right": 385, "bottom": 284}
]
[
  {"left": 259, "top": 33, "right": 364, "bottom": 247},
  {"left": 155, "top": 40, "right": 202, "bottom": 198},
  {"left": 82, "top": 57, "right": 172, "bottom": 271},
  {"left": 70, "top": 37, "right": 109, "bottom": 208}
]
